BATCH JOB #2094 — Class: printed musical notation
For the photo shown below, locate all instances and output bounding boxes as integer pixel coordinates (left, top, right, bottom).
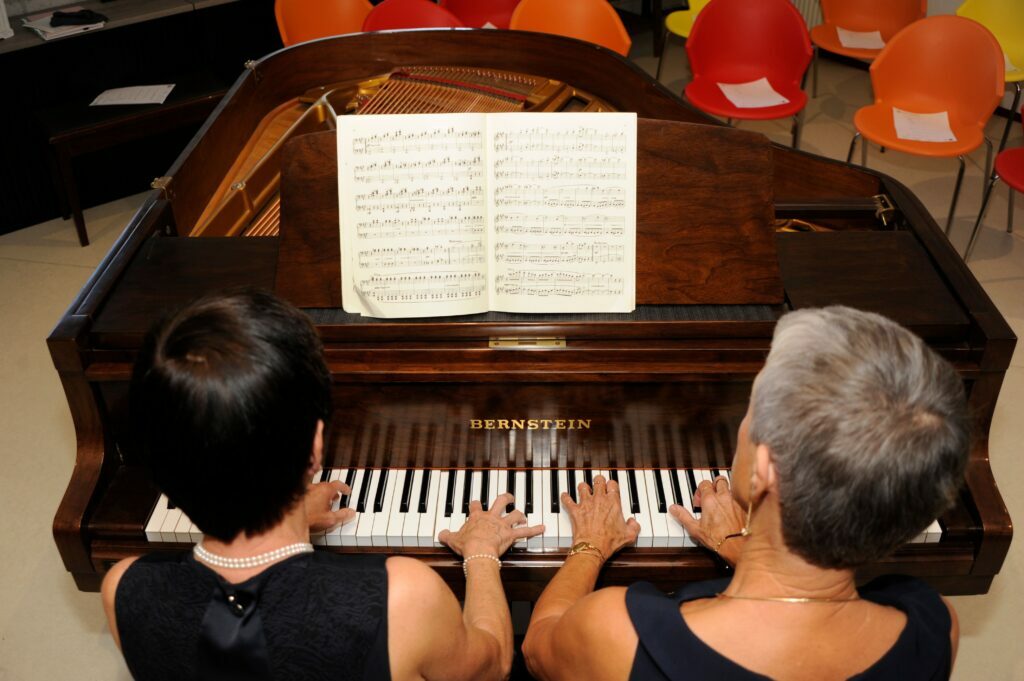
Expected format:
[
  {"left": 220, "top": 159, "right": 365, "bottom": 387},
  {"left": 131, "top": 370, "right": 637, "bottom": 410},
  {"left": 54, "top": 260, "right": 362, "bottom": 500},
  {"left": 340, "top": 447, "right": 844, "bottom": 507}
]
[
  {"left": 493, "top": 214, "right": 624, "bottom": 237},
  {"left": 494, "top": 270, "right": 625, "bottom": 298},
  {"left": 494, "top": 241, "right": 624, "bottom": 265},
  {"left": 353, "top": 157, "right": 482, "bottom": 184},
  {"left": 354, "top": 185, "right": 483, "bottom": 213},
  {"left": 492, "top": 155, "right": 625, "bottom": 181},
  {"left": 493, "top": 184, "right": 625, "bottom": 209},
  {"left": 356, "top": 271, "right": 487, "bottom": 303},
  {"left": 356, "top": 216, "right": 485, "bottom": 240},
  {"left": 358, "top": 241, "right": 485, "bottom": 269},
  {"left": 352, "top": 128, "right": 482, "bottom": 155},
  {"left": 493, "top": 127, "right": 627, "bottom": 154}
]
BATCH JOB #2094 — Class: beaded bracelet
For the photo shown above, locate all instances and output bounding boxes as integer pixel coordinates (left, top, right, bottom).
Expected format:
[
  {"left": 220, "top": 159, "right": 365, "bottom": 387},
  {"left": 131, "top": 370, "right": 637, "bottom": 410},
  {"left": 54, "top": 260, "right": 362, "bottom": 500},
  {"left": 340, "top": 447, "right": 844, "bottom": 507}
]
[{"left": 463, "top": 554, "right": 502, "bottom": 578}]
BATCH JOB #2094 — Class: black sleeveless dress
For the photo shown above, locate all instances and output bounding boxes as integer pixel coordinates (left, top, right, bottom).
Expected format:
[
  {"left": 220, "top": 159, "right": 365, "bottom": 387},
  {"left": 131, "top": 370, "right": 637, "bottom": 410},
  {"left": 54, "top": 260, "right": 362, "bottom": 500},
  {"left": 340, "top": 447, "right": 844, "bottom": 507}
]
[
  {"left": 626, "top": 575, "right": 952, "bottom": 680},
  {"left": 115, "top": 551, "right": 390, "bottom": 681}
]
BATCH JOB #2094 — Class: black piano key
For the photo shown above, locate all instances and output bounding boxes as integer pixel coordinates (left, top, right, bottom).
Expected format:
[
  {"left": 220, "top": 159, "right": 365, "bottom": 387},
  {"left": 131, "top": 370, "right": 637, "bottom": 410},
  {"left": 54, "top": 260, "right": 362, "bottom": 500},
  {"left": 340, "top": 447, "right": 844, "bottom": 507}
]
[
  {"left": 626, "top": 470, "right": 641, "bottom": 514},
  {"left": 550, "top": 470, "right": 560, "bottom": 513},
  {"left": 525, "top": 471, "right": 534, "bottom": 515},
  {"left": 506, "top": 470, "right": 516, "bottom": 514},
  {"left": 686, "top": 469, "right": 702, "bottom": 513},
  {"left": 609, "top": 469, "right": 619, "bottom": 483},
  {"left": 319, "top": 467, "right": 330, "bottom": 483},
  {"left": 583, "top": 469, "right": 593, "bottom": 487},
  {"left": 567, "top": 469, "right": 577, "bottom": 503},
  {"left": 356, "top": 470, "right": 372, "bottom": 513},
  {"left": 373, "top": 468, "right": 390, "bottom": 513},
  {"left": 167, "top": 499, "right": 176, "bottom": 510},
  {"left": 462, "top": 470, "right": 474, "bottom": 515},
  {"left": 653, "top": 469, "right": 667, "bottom": 513},
  {"left": 444, "top": 470, "right": 456, "bottom": 518},
  {"left": 418, "top": 469, "right": 431, "bottom": 514},
  {"left": 480, "top": 469, "right": 490, "bottom": 510},
  {"left": 669, "top": 469, "right": 683, "bottom": 507},
  {"left": 340, "top": 468, "right": 357, "bottom": 507},
  {"left": 399, "top": 468, "right": 415, "bottom": 513}
]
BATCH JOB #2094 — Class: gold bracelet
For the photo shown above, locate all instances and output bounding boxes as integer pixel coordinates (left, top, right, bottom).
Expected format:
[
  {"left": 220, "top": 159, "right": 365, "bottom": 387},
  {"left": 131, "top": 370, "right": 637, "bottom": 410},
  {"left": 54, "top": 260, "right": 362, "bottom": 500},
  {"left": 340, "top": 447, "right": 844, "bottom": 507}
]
[
  {"left": 567, "top": 541, "right": 606, "bottom": 562},
  {"left": 713, "top": 529, "right": 748, "bottom": 554},
  {"left": 462, "top": 553, "right": 501, "bottom": 578}
]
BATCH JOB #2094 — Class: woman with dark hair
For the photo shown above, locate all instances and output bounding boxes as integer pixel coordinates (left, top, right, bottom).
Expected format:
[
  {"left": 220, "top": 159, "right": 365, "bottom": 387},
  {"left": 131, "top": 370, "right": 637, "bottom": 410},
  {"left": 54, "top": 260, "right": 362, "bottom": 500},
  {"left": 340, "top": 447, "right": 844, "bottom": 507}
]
[
  {"left": 523, "top": 306, "right": 966, "bottom": 681},
  {"left": 101, "top": 289, "right": 542, "bottom": 681}
]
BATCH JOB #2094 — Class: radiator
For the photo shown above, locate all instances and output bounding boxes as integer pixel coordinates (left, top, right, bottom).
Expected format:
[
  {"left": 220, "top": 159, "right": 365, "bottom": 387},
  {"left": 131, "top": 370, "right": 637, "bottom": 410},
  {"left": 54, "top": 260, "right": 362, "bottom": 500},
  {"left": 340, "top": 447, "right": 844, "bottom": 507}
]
[{"left": 790, "top": 0, "right": 822, "bottom": 29}]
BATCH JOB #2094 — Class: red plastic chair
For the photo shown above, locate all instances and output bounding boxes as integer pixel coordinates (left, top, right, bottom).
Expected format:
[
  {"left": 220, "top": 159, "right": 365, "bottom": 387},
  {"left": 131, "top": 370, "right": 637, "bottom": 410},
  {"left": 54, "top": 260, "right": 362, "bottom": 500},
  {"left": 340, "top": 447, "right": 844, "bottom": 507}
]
[
  {"left": 509, "top": 0, "right": 631, "bottom": 57},
  {"left": 965, "top": 118, "right": 1023, "bottom": 259},
  {"left": 810, "top": 0, "right": 926, "bottom": 97},
  {"left": 363, "top": 0, "right": 465, "bottom": 31},
  {"left": 275, "top": 0, "right": 374, "bottom": 46},
  {"left": 684, "top": 0, "right": 812, "bottom": 148},
  {"left": 845, "top": 16, "right": 1005, "bottom": 234},
  {"left": 441, "top": 0, "right": 520, "bottom": 29}
]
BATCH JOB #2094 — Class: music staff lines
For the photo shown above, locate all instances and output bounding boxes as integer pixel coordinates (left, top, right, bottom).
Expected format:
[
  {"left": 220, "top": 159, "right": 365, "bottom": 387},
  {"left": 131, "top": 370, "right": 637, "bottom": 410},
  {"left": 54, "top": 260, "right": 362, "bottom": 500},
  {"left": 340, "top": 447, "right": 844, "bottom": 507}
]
[
  {"left": 493, "top": 214, "right": 624, "bottom": 237},
  {"left": 495, "top": 270, "right": 625, "bottom": 298},
  {"left": 358, "top": 241, "right": 485, "bottom": 269},
  {"left": 494, "top": 184, "right": 625, "bottom": 209},
  {"left": 493, "top": 128, "right": 627, "bottom": 154},
  {"left": 353, "top": 157, "right": 482, "bottom": 184},
  {"left": 357, "top": 272, "right": 487, "bottom": 303},
  {"left": 355, "top": 186, "right": 483, "bottom": 213},
  {"left": 494, "top": 241, "right": 624, "bottom": 265},
  {"left": 356, "top": 216, "right": 485, "bottom": 240},
  {"left": 352, "top": 128, "right": 482, "bottom": 155},
  {"left": 493, "top": 155, "right": 625, "bottom": 181}
]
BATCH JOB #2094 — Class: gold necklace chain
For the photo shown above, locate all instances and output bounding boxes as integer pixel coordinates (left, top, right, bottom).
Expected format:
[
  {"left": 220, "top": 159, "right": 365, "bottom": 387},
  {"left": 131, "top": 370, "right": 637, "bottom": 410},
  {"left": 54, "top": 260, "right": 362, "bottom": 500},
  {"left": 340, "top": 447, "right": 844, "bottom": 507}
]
[{"left": 716, "top": 592, "right": 860, "bottom": 604}]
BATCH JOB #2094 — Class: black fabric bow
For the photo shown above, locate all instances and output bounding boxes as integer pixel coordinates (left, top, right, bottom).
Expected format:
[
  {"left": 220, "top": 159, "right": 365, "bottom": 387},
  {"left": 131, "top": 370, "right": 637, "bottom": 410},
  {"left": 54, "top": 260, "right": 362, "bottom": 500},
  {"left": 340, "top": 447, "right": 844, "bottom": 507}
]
[{"left": 197, "top": 583, "right": 274, "bottom": 681}]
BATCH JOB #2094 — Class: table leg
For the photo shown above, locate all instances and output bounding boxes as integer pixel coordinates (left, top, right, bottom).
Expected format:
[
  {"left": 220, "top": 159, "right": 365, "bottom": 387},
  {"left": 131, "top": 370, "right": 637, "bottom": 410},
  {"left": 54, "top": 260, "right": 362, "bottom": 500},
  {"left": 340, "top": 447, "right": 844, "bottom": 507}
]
[{"left": 55, "top": 146, "right": 89, "bottom": 247}]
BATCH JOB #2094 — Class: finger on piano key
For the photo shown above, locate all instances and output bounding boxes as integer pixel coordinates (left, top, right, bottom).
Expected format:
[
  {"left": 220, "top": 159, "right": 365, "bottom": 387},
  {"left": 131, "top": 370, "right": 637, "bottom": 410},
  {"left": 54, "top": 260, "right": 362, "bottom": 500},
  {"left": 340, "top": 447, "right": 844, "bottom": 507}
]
[
  {"left": 658, "top": 470, "right": 686, "bottom": 547},
  {"left": 513, "top": 470, "right": 528, "bottom": 544},
  {"left": 340, "top": 468, "right": 357, "bottom": 508},
  {"left": 642, "top": 470, "right": 670, "bottom": 547},
  {"left": 323, "top": 469, "right": 344, "bottom": 547},
  {"left": 583, "top": 469, "right": 593, "bottom": 488},
  {"left": 540, "top": 469, "right": 559, "bottom": 549},
  {"left": 146, "top": 494, "right": 170, "bottom": 542},
  {"left": 557, "top": 469, "right": 574, "bottom": 548},
  {"left": 418, "top": 469, "right": 442, "bottom": 547},
  {"left": 355, "top": 469, "right": 379, "bottom": 546},
  {"left": 375, "top": 470, "right": 402, "bottom": 547},
  {"left": 465, "top": 470, "right": 478, "bottom": 515},
  {"left": 400, "top": 469, "right": 425, "bottom": 547},
  {"left": 672, "top": 469, "right": 698, "bottom": 546},
  {"left": 444, "top": 470, "right": 469, "bottom": 541},
  {"left": 605, "top": 469, "right": 633, "bottom": 528},
  {"left": 504, "top": 470, "right": 517, "bottom": 515},
  {"left": 630, "top": 470, "right": 655, "bottom": 547},
  {"left": 696, "top": 469, "right": 716, "bottom": 510},
  {"left": 525, "top": 470, "right": 543, "bottom": 551}
]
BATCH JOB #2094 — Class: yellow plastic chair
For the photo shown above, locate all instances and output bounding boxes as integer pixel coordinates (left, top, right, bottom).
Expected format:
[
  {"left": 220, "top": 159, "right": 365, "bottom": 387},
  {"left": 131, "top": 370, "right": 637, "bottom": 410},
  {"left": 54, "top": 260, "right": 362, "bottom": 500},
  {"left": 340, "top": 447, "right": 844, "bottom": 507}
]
[
  {"left": 957, "top": 0, "right": 1024, "bottom": 152},
  {"left": 655, "top": 0, "right": 711, "bottom": 82}
]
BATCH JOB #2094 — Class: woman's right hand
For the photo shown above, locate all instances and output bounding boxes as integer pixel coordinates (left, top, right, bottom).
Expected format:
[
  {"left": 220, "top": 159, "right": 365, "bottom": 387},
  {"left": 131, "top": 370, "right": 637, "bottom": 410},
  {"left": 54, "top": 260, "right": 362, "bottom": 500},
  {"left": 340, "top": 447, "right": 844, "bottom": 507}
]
[
  {"left": 439, "top": 493, "right": 545, "bottom": 558},
  {"left": 561, "top": 475, "right": 640, "bottom": 560}
]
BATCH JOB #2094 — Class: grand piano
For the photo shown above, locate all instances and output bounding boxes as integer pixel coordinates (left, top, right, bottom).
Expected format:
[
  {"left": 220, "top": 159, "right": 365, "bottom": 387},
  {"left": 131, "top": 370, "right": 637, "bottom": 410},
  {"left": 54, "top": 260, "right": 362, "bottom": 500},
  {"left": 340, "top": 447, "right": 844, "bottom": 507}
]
[{"left": 50, "top": 29, "right": 1014, "bottom": 597}]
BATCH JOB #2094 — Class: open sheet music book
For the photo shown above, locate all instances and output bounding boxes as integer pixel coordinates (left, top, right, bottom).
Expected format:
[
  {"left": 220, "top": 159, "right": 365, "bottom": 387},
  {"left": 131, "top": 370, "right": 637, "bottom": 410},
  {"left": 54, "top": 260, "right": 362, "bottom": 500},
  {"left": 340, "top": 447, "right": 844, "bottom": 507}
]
[{"left": 337, "top": 112, "right": 637, "bottom": 318}]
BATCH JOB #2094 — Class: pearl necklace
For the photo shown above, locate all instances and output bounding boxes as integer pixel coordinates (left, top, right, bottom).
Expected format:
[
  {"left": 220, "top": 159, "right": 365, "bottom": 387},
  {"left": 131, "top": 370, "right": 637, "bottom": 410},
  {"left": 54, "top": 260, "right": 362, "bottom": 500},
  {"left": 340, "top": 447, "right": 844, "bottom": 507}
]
[{"left": 194, "top": 541, "right": 314, "bottom": 569}]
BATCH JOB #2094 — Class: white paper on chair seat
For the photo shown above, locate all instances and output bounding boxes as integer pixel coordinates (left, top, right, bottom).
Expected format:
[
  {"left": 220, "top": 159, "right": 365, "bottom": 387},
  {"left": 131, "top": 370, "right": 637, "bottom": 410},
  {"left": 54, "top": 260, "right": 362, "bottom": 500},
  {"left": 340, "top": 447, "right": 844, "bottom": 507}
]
[
  {"left": 836, "top": 27, "right": 885, "bottom": 50},
  {"left": 1006, "top": 52, "right": 1020, "bottom": 74},
  {"left": 892, "top": 108, "right": 957, "bottom": 143},
  {"left": 717, "top": 77, "right": 789, "bottom": 108},
  {"left": 482, "top": 21, "right": 497, "bottom": 29}
]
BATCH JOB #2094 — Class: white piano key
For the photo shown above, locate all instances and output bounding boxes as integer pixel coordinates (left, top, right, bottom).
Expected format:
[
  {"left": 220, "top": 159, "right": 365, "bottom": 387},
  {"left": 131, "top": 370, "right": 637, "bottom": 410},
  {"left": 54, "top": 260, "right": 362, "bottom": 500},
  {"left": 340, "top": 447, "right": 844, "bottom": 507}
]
[
  {"left": 324, "top": 469, "right": 345, "bottom": 547},
  {"left": 174, "top": 510, "right": 194, "bottom": 544},
  {"left": 355, "top": 469, "right": 380, "bottom": 547},
  {"left": 484, "top": 468, "right": 499, "bottom": 512},
  {"left": 373, "top": 470, "right": 400, "bottom": 546},
  {"left": 659, "top": 470, "right": 686, "bottom": 547},
  {"left": 642, "top": 470, "right": 670, "bottom": 547},
  {"left": 557, "top": 470, "right": 575, "bottom": 548},
  {"left": 513, "top": 470, "right": 527, "bottom": 544},
  {"left": 397, "top": 469, "right": 424, "bottom": 546},
  {"left": 188, "top": 522, "right": 203, "bottom": 543},
  {"left": 159, "top": 501, "right": 182, "bottom": 543},
  {"left": 540, "top": 470, "right": 559, "bottom": 549},
  {"left": 468, "top": 470, "right": 482, "bottom": 513},
  {"left": 604, "top": 470, "right": 633, "bottom": 529},
  {"left": 146, "top": 494, "right": 170, "bottom": 542},
  {"left": 417, "top": 469, "right": 442, "bottom": 547},
  {"left": 926, "top": 519, "right": 942, "bottom": 543},
  {"left": 525, "top": 470, "right": 544, "bottom": 551},
  {"left": 630, "top": 470, "right": 655, "bottom": 548},
  {"left": 673, "top": 470, "right": 698, "bottom": 547},
  {"left": 445, "top": 470, "right": 468, "bottom": 539},
  {"left": 694, "top": 469, "right": 715, "bottom": 516}
]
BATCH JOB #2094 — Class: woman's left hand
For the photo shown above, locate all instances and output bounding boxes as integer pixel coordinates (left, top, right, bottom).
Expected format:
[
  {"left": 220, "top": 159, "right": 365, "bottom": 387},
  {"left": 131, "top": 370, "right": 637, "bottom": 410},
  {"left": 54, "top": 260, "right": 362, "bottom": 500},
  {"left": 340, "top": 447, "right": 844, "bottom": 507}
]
[
  {"left": 670, "top": 475, "right": 746, "bottom": 565},
  {"left": 305, "top": 480, "right": 356, "bottom": 532}
]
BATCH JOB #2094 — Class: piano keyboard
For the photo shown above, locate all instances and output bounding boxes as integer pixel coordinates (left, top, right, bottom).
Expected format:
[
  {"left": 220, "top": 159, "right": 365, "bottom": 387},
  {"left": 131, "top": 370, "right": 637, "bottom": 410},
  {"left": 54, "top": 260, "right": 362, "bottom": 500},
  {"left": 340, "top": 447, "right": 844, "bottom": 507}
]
[{"left": 145, "top": 468, "right": 944, "bottom": 548}]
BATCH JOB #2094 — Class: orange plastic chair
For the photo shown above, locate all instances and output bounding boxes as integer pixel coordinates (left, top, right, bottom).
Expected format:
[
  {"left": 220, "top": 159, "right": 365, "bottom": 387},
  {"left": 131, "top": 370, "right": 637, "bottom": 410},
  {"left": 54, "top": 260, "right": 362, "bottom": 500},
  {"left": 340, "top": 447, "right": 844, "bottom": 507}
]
[
  {"left": 275, "top": 0, "right": 373, "bottom": 46},
  {"left": 441, "top": 0, "right": 520, "bottom": 29},
  {"left": 965, "top": 118, "right": 1023, "bottom": 259},
  {"left": 363, "top": 0, "right": 465, "bottom": 31},
  {"left": 684, "top": 0, "right": 812, "bottom": 149},
  {"left": 809, "top": 0, "right": 926, "bottom": 97},
  {"left": 509, "top": 0, "right": 631, "bottom": 57},
  {"left": 846, "top": 16, "right": 1005, "bottom": 234}
]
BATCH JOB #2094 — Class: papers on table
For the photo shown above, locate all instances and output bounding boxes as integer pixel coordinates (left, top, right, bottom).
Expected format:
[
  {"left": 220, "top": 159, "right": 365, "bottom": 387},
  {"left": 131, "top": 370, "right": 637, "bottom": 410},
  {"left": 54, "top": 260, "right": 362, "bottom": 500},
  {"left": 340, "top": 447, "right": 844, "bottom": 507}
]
[
  {"left": 1006, "top": 52, "right": 1020, "bottom": 75},
  {"left": 0, "top": 0, "right": 13, "bottom": 40},
  {"left": 893, "top": 108, "right": 956, "bottom": 143},
  {"left": 836, "top": 27, "right": 885, "bottom": 50},
  {"left": 717, "top": 77, "right": 789, "bottom": 109},
  {"left": 21, "top": 6, "right": 104, "bottom": 41},
  {"left": 91, "top": 84, "right": 176, "bottom": 106}
]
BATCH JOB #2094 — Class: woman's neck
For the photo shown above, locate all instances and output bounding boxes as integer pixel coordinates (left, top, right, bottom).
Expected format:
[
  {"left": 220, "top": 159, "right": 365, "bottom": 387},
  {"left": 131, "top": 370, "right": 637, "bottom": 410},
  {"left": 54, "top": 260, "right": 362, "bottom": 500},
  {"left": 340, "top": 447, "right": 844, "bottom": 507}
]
[
  {"left": 197, "top": 504, "right": 310, "bottom": 582},
  {"left": 726, "top": 497, "right": 859, "bottom": 602}
]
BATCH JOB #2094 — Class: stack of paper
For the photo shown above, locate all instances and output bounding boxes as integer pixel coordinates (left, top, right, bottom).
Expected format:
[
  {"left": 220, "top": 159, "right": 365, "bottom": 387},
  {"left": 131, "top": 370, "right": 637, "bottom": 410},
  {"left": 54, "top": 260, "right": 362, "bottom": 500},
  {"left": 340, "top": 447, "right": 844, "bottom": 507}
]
[
  {"left": 717, "top": 77, "right": 789, "bottom": 109},
  {"left": 21, "top": 6, "right": 104, "bottom": 41},
  {"left": 836, "top": 27, "right": 885, "bottom": 50},
  {"left": 0, "top": 0, "right": 14, "bottom": 40}
]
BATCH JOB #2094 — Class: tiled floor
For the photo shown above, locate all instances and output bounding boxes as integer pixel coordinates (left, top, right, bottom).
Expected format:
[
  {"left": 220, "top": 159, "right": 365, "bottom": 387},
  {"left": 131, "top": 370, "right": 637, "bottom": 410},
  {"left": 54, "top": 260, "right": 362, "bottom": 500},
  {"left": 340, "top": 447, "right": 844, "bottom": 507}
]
[{"left": 1, "top": 33, "right": 1022, "bottom": 681}]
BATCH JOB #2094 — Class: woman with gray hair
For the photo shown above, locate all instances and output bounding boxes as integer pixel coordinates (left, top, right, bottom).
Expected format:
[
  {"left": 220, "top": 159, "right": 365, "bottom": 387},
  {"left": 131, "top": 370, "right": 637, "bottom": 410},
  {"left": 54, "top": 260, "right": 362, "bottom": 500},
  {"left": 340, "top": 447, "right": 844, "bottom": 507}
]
[{"left": 523, "top": 305, "right": 967, "bottom": 681}]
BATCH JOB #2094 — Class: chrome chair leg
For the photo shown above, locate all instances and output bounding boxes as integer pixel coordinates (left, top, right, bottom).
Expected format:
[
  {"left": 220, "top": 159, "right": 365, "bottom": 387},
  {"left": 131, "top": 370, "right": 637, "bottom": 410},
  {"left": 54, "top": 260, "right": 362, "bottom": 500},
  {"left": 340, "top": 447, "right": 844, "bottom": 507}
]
[
  {"left": 846, "top": 132, "right": 861, "bottom": 163},
  {"left": 965, "top": 172, "right": 1001, "bottom": 261},
  {"left": 998, "top": 83, "right": 1021, "bottom": 154},
  {"left": 982, "top": 137, "right": 994, "bottom": 197},
  {"left": 945, "top": 155, "right": 966, "bottom": 235},
  {"left": 655, "top": 26, "right": 670, "bottom": 82},
  {"left": 792, "top": 108, "right": 806, "bottom": 149}
]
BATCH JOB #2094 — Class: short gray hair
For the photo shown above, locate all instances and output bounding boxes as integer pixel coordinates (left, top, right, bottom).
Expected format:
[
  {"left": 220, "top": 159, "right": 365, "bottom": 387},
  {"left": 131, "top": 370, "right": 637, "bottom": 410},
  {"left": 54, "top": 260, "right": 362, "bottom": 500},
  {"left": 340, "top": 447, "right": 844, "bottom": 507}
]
[{"left": 749, "top": 306, "right": 968, "bottom": 569}]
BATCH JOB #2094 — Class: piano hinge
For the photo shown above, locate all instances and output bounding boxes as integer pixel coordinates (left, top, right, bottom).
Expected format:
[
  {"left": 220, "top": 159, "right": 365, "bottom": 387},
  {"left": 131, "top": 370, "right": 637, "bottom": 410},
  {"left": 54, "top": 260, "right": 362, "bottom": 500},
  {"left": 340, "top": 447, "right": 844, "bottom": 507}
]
[
  {"left": 150, "top": 176, "right": 173, "bottom": 200},
  {"left": 244, "top": 59, "right": 262, "bottom": 83},
  {"left": 873, "top": 194, "right": 896, "bottom": 227},
  {"left": 489, "top": 337, "right": 567, "bottom": 349}
]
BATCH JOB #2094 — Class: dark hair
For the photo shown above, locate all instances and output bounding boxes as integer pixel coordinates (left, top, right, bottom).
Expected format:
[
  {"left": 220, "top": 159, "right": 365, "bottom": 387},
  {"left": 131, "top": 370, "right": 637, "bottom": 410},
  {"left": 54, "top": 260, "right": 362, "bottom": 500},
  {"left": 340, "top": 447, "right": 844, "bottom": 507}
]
[{"left": 130, "top": 289, "right": 331, "bottom": 542}]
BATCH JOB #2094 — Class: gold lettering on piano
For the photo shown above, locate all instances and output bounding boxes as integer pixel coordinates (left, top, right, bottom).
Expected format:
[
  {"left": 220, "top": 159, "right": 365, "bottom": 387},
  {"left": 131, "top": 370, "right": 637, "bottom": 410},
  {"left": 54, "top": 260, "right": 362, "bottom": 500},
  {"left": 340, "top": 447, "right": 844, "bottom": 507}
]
[{"left": 469, "top": 419, "right": 591, "bottom": 430}]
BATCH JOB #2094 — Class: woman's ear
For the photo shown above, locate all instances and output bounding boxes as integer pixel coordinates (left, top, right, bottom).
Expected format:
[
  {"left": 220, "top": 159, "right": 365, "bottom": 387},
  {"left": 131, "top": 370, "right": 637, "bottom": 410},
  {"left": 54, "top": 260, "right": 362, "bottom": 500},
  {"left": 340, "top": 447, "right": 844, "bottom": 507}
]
[
  {"left": 749, "top": 443, "right": 778, "bottom": 502},
  {"left": 308, "top": 419, "right": 325, "bottom": 476}
]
